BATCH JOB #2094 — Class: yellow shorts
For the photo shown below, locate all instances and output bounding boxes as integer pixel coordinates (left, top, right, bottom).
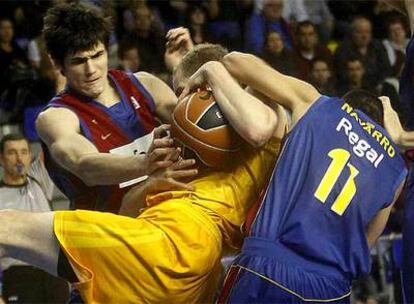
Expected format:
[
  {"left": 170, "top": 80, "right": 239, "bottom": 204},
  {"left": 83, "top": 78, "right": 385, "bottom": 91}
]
[{"left": 54, "top": 199, "right": 222, "bottom": 303}]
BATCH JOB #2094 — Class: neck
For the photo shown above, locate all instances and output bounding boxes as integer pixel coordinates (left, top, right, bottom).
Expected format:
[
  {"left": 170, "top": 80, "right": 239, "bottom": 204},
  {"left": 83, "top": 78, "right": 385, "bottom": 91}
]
[
  {"left": 96, "top": 77, "right": 120, "bottom": 107},
  {"left": 2, "top": 174, "right": 26, "bottom": 186}
]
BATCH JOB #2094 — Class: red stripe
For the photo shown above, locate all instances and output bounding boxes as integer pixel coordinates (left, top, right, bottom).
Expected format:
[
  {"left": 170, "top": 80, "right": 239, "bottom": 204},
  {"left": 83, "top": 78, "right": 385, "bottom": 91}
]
[{"left": 217, "top": 266, "right": 241, "bottom": 304}]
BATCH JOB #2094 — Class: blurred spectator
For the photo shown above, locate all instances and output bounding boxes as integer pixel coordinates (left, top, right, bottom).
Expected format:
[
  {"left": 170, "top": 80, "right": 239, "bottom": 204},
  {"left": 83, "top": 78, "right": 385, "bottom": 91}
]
[
  {"left": 0, "top": 17, "right": 27, "bottom": 97},
  {"left": 281, "top": 0, "right": 308, "bottom": 24},
  {"left": 334, "top": 16, "right": 391, "bottom": 90},
  {"left": 185, "top": 4, "right": 214, "bottom": 45},
  {"left": 0, "top": 133, "right": 69, "bottom": 303},
  {"left": 261, "top": 30, "right": 300, "bottom": 77},
  {"left": 122, "top": 3, "right": 166, "bottom": 74},
  {"left": 244, "top": 0, "right": 293, "bottom": 54},
  {"left": 117, "top": 41, "right": 140, "bottom": 73},
  {"left": 382, "top": 16, "right": 409, "bottom": 77},
  {"left": 302, "top": 0, "right": 333, "bottom": 43},
  {"left": 205, "top": 0, "right": 250, "bottom": 50},
  {"left": 295, "top": 21, "right": 333, "bottom": 79},
  {"left": 337, "top": 57, "right": 375, "bottom": 95},
  {"left": 371, "top": 0, "right": 407, "bottom": 40},
  {"left": 148, "top": 0, "right": 190, "bottom": 29},
  {"left": 308, "top": 58, "right": 336, "bottom": 96},
  {"left": 164, "top": 27, "right": 194, "bottom": 73}
]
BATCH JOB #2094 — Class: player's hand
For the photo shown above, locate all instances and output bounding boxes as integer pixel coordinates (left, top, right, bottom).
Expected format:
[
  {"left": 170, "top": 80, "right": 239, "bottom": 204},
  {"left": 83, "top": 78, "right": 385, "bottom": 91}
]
[
  {"left": 146, "top": 148, "right": 198, "bottom": 201},
  {"left": 178, "top": 61, "right": 219, "bottom": 100},
  {"left": 380, "top": 96, "right": 404, "bottom": 144},
  {"left": 164, "top": 27, "right": 194, "bottom": 72},
  {"left": 144, "top": 124, "right": 177, "bottom": 174}
]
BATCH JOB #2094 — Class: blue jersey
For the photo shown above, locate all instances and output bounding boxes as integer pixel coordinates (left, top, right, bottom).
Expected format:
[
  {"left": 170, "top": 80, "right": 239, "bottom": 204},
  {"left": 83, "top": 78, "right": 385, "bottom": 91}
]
[
  {"left": 246, "top": 96, "right": 406, "bottom": 280},
  {"left": 400, "top": 36, "right": 414, "bottom": 130},
  {"left": 400, "top": 34, "right": 414, "bottom": 304}
]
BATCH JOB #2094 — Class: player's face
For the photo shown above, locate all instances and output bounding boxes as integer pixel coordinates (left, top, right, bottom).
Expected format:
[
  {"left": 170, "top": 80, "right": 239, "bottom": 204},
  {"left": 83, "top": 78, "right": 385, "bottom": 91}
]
[
  {"left": 62, "top": 42, "right": 109, "bottom": 99},
  {"left": 0, "top": 140, "right": 31, "bottom": 178}
]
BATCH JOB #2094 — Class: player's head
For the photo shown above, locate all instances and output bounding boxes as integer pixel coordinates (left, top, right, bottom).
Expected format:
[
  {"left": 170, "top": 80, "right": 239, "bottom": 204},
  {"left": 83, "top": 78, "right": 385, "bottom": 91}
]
[
  {"left": 0, "top": 134, "right": 31, "bottom": 179},
  {"left": 173, "top": 43, "right": 228, "bottom": 96},
  {"left": 43, "top": 3, "right": 112, "bottom": 98},
  {"left": 342, "top": 89, "right": 383, "bottom": 126}
]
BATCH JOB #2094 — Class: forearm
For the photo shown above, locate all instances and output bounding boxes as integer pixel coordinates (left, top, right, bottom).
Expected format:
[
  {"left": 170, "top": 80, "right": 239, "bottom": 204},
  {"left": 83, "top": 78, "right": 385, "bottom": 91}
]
[
  {"left": 222, "top": 52, "right": 319, "bottom": 112},
  {"left": 204, "top": 62, "right": 277, "bottom": 147},
  {"left": 75, "top": 153, "right": 147, "bottom": 186},
  {"left": 119, "top": 181, "right": 149, "bottom": 217},
  {"left": 406, "top": 0, "right": 414, "bottom": 33},
  {"left": 398, "top": 131, "right": 414, "bottom": 150}
]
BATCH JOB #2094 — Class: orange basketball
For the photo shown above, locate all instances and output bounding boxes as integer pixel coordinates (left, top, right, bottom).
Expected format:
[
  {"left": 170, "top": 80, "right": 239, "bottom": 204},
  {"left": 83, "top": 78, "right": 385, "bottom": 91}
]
[{"left": 171, "top": 89, "right": 243, "bottom": 167}]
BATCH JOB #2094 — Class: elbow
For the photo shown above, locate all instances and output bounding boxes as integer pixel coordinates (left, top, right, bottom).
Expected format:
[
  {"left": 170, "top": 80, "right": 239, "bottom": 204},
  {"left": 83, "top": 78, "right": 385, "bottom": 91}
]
[{"left": 244, "top": 120, "right": 277, "bottom": 148}]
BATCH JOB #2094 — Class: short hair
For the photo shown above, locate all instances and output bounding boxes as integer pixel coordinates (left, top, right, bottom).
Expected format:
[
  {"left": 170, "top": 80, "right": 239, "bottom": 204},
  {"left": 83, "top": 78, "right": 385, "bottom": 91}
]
[
  {"left": 174, "top": 43, "right": 228, "bottom": 79},
  {"left": 296, "top": 20, "right": 316, "bottom": 35},
  {"left": 0, "top": 134, "right": 29, "bottom": 154},
  {"left": 342, "top": 89, "right": 384, "bottom": 126},
  {"left": 43, "top": 2, "right": 112, "bottom": 66}
]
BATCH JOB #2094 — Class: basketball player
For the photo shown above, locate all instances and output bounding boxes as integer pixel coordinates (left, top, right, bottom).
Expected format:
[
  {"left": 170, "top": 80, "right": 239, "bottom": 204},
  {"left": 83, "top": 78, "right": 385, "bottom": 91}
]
[
  {"left": 0, "top": 44, "right": 289, "bottom": 302},
  {"left": 389, "top": 1, "right": 414, "bottom": 302},
  {"left": 175, "top": 52, "right": 407, "bottom": 303},
  {"left": 36, "top": 3, "right": 186, "bottom": 213}
]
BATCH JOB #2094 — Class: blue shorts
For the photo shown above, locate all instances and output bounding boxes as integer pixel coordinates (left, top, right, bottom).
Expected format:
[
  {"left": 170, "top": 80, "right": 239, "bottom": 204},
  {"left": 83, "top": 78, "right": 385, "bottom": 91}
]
[
  {"left": 218, "top": 238, "right": 351, "bottom": 303},
  {"left": 402, "top": 167, "right": 414, "bottom": 304}
]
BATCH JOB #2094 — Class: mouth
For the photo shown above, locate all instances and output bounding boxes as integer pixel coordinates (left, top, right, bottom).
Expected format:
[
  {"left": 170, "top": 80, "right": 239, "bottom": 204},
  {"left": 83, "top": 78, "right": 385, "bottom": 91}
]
[{"left": 85, "top": 77, "right": 100, "bottom": 84}]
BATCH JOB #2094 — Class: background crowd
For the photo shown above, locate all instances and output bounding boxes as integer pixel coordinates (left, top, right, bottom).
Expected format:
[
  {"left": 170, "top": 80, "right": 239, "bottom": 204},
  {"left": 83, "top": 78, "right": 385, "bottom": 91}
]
[{"left": 0, "top": 0, "right": 411, "bottom": 303}]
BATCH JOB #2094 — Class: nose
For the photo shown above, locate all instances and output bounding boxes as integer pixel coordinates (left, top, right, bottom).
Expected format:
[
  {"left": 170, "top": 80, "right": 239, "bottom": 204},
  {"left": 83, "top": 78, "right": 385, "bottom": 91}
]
[{"left": 85, "top": 59, "right": 97, "bottom": 76}]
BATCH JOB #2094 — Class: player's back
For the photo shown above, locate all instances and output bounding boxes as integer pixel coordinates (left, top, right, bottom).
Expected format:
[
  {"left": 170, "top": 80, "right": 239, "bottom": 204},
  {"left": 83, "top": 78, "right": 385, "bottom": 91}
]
[{"left": 245, "top": 95, "right": 406, "bottom": 280}]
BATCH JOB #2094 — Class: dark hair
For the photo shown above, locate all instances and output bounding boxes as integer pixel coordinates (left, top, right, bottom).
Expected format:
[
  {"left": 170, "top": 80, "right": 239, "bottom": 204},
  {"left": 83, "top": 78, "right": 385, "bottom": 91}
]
[
  {"left": 342, "top": 89, "right": 384, "bottom": 126},
  {"left": 296, "top": 20, "right": 316, "bottom": 35},
  {"left": 43, "top": 2, "right": 112, "bottom": 66},
  {"left": 174, "top": 43, "right": 228, "bottom": 79},
  {"left": 0, "top": 134, "right": 28, "bottom": 154}
]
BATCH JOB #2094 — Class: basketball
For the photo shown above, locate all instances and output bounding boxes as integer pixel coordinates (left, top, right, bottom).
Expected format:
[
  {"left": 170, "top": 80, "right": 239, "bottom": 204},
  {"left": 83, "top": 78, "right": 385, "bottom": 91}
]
[{"left": 170, "top": 89, "right": 243, "bottom": 167}]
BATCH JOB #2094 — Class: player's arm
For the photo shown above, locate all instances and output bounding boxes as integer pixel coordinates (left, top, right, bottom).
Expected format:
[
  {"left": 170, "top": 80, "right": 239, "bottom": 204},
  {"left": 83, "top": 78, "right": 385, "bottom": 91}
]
[
  {"left": 381, "top": 96, "right": 414, "bottom": 150},
  {"left": 221, "top": 51, "right": 321, "bottom": 125},
  {"left": 366, "top": 180, "right": 405, "bottom": 248},
  {"left": 134, "top": 72, "right": 177, "bottom": 124},
  {"left": 36, "top": 108, "right": 176, "bottom": 186},
  {"left": 119, "top": 150, "right": 198, "bottom": 217},
  {"left": 179, "top": 61, "right": 278, "bottom": 147},
  {"left": 405, "top": 0, "right": 414, "bottom": 33}
]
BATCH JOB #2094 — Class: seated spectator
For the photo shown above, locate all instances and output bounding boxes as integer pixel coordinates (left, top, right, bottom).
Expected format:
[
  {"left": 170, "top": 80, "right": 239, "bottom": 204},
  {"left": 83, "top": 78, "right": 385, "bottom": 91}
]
[
  {"left": 185, "top": 4, "right": 214, "bottom": 45},
  {"left": 308, "top": 58, "right": 336, "bottom": 96},
  {"left": 382, "top": 16, "right": 409, "bottom": 77},
  {"left": 337, "top": 57, "right": 375, "bottom": 95},
  {"left": 122, "top": 3, "right": 166, "bottom": 74},
  {"left": 117, "top": 41, "right": 141, "bottom": 73},
  {"left": 205, "top": 0, "right": 248, "bottom": 50},
  {"left": 334, "top": 16, "right": 392, "bottom": 89},
  {"left": 0, "top": 134, "right": 69, "bottom": 303},
  {"left": 295, "top": 21, "right": 333, "bottom": 79},
  {"left": 261, "top": 30, "right": 301, "bottom": 77},
  {"left": 244, "top": 0, "right": 293, "bottom": 55},
  {"left": 0, "top": 17, "right": 27, "bottom": 98},
  {"left": 303, "top": 0, "right": 333, "bottom": 44}
]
